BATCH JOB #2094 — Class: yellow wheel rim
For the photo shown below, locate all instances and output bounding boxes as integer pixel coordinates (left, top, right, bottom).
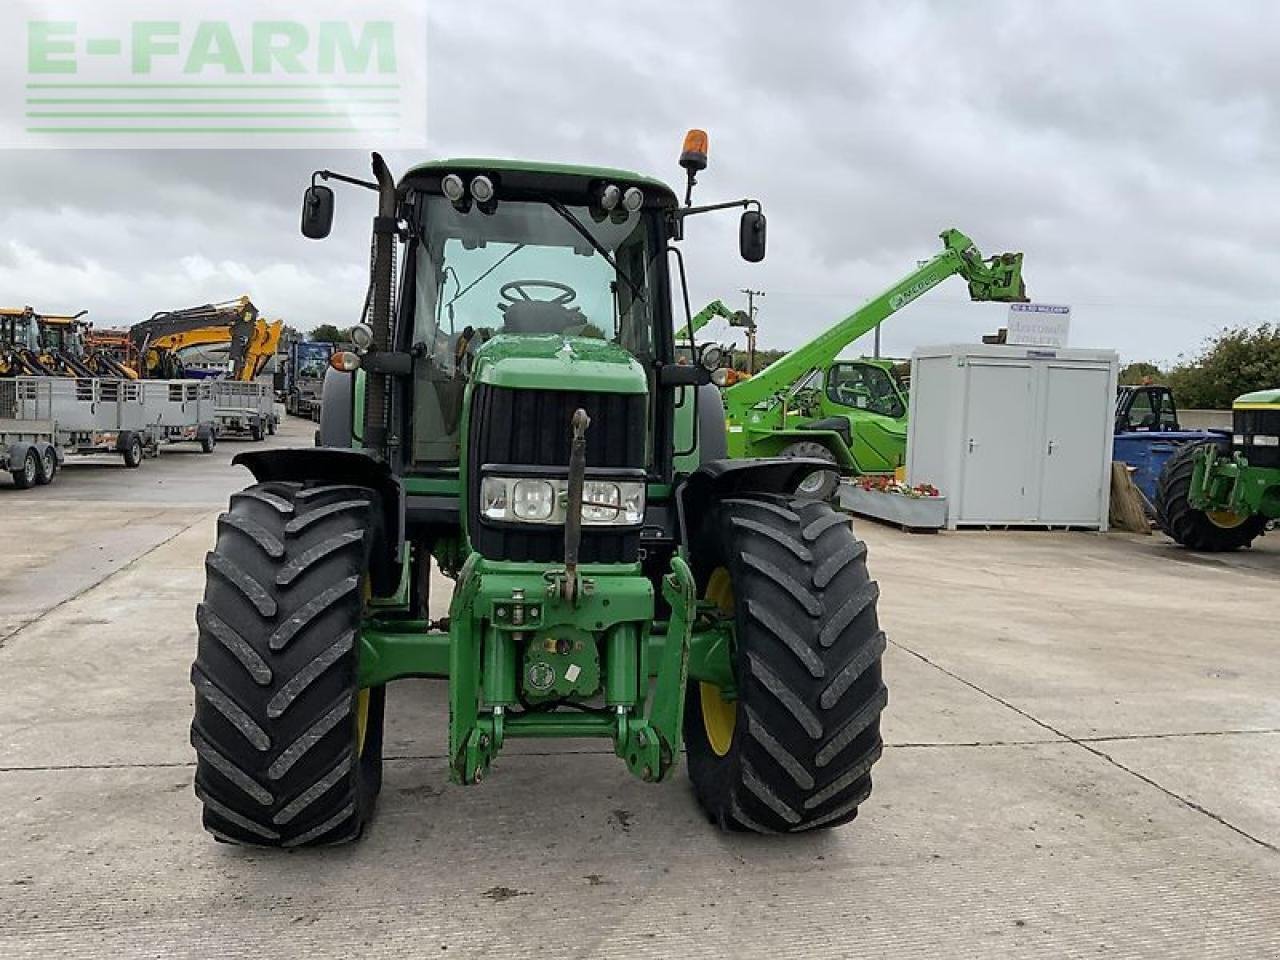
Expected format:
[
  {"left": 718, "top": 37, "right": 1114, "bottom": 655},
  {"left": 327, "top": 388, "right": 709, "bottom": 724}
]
[
  {"left": 356, "top": 576, "right": 373, "bottom": 757},
  {"left": 1206, "top": 509, "right": 1248, "bottom": 529},
  {"left": 355, "top": 688, "right": 370, "bottom": 757},
  {"left": 700, "top": 568, "right": 737, "bottom": 757}
]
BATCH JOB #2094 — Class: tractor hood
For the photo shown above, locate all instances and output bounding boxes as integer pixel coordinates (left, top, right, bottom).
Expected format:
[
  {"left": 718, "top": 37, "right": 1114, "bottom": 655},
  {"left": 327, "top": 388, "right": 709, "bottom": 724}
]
[
  {"left": 473, "top": 334, "right": 649, "bottom": 395},
  {"left": 1235, "top": 388, "right": 1280, "bottom": 408}
]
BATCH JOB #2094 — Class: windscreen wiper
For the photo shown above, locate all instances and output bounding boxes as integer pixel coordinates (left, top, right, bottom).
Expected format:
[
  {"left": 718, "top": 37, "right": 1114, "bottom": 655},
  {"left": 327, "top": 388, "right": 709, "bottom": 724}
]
[{"left": 547, "top": 199, "right": 645, "bottom": 303}]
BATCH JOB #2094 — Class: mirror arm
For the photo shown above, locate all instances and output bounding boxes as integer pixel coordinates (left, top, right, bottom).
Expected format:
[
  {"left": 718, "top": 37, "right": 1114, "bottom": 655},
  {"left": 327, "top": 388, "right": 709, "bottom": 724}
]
[
  {"left": 672, "top": 197, "right": 761, "bottom": 221},
  {"left": 314, "top": 169, "right": 379, "bottom": 192}
]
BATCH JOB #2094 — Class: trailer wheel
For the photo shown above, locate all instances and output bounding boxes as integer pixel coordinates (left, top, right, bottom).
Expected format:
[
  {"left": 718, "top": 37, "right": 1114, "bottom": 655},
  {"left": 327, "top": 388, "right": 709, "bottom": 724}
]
[
  {"left": 191, "top": 481, "right": 386, "bottom": 846},
  {"left": 250, "top": 420, "right": 265, "bottom": 442},
  {"left": 200, "top": 431, "right": 216, "bottom": 454},
  {"left": 35, "top": 446, "right": 57, "bottom": 486},
  {"left": 685, "top": 494, "right": 887, "bottom": 833},
  {"left": 11, "top": 449, "right": 39, "bottom": 489},
  {"left": 267, "top": 417, "right": 276, "bottom": 436},
  {"left": 779, "top": 441, "right": 839, "bottom": 500},
  {"left": 122, "top": 435, "right": 144, "bottom": 469},
  {"left": 1155, "top": 440, "right": 1266, "bottom": 551}
]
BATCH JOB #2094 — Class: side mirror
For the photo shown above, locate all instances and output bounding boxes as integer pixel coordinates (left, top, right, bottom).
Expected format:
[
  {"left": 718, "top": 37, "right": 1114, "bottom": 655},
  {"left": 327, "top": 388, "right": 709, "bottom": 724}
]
[
  {"left": 301, "top": 185, "right": 335, "bottom": 239},
  {"left": 740, "top": 210, "right": 767, "bottom": 262}
]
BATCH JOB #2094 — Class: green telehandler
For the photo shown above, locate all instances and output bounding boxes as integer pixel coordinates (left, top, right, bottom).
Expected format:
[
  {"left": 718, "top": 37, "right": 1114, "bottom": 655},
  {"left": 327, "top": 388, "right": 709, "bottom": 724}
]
[
  {"left": 720, "top": 229, "right": 1027, "bottom": 499},
  {"left": 189, "top": 133, "right": 889, "bottom": 846},
  {"left": 1155, "top": 388, "right": 1279, "bottom": 550}
]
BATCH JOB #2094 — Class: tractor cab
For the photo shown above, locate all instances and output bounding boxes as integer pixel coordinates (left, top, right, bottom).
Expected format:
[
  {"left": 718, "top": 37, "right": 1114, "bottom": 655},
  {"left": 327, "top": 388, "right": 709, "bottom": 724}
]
[{"left": 1116, "top": 384, "right": 1181, "bottom": 433}]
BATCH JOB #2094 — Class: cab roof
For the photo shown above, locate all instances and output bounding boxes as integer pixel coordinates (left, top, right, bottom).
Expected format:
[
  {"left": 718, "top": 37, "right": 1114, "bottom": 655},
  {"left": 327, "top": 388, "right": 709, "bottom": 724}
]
[{"left": 399, "top": 157, "right": 678, "bottom": 205}]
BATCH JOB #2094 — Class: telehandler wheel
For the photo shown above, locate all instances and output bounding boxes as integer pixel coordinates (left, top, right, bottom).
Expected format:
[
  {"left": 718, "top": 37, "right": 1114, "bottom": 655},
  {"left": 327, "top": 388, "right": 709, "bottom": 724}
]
[
  {"left": 35, "top": 446, "right": 57, "bottom": 486},
  {"left": 122, "top": 434, "right": 144, "bottom": 469},
  {"left": 779, "top": 441, "right": 839, "bottom": 501},
  {"left": 685, "top": 494, "right": 887, "bottom": 833},
  {"left": 11, "top": 449, "right": 39, "bottom": 489},
  {"left": 190, "top": 481, "right": 387, "bottom": 847},
  {"left": 1155, "top": 441, "right": 1266, "bottom": 551}
]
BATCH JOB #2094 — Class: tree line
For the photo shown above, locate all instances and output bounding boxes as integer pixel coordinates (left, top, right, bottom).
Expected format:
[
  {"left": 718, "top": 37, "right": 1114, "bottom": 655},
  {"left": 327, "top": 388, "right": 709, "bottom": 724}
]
[{"left": 1120, "top": 323, "right": 1280, "bottom": 409}]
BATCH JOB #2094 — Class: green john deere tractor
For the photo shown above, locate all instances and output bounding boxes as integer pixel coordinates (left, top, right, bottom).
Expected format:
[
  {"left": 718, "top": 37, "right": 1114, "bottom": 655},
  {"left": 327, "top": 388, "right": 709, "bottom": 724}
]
[
  {"left": 1155, "top": 388, "right": 1279, "bottom": 551},
  {"left": 189, "top": 135, "right": 889, "bottom": 846}
]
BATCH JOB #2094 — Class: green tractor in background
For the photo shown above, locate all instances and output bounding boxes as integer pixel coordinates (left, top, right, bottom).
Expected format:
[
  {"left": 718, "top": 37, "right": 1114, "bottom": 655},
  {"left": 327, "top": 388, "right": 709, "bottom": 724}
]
[
  {"left": 188, "top": 133, "right": 889, "bottom": 846},
  {"left": 1155, "top": 388, "right": 1279, "bottom": 550}
]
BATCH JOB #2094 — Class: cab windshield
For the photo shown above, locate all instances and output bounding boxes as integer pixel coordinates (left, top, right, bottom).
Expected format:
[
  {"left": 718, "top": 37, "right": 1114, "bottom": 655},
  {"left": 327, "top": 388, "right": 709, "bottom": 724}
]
[
  {"left": 408, "top": 194, "right": 662, "bottom": 463},
  {"left": 826, "top": 362, "right": 906, "bottom": 419}
]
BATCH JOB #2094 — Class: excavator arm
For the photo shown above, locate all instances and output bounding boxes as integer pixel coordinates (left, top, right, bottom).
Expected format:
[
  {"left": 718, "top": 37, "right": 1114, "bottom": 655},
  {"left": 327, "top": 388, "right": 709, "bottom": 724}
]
[
  {"left": 131, "top": 297, "right": 282, "bottom": 380},
  {"left": 721, "top": 228, "right": 1026, "bottom": 418}
]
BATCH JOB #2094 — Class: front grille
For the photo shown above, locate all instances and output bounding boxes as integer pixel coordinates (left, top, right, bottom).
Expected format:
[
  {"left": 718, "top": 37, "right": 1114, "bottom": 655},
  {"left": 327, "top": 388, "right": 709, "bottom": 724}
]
[
  {"left": 468, "top": 384, "right": 647, "bottom": 563},
  {"left": 1234, "top": 407, "right": 1280, "bottom": 468}
]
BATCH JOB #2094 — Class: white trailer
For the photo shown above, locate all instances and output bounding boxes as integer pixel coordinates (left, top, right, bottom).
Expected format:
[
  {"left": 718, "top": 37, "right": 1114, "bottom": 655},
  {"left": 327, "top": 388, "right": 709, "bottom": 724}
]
[
  {"left": 209, "top": 380, "right": 277, "bottom": 440},
  {"left": 0, "top": 377, "right": 160, "bottom": 488},
  {"left": 141, "top": 379, "right": 217, "bottom": 452}
]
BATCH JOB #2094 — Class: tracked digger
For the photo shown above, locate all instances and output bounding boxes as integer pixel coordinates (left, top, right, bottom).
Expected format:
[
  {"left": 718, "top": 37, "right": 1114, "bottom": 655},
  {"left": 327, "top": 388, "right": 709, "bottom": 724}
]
[
  {"left": 131, "top": 296, "right": 283, "bottom": 380},
  {"left": 190, "top": 133, "right": 890, "bottom": 846}
]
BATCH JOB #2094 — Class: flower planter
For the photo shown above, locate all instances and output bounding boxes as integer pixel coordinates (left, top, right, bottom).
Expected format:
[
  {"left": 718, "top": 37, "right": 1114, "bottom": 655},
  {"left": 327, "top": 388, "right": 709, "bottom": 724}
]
[{"left": 838, "top": 482, "right": 948, "bottom": 532}]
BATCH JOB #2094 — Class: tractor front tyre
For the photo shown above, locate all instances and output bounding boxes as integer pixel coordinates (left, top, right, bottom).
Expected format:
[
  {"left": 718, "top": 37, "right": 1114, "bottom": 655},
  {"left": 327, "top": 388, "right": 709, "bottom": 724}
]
[
  {"left": 685, "top": 494, "right": 887, "bottom": 833},
  {"left": 190, "top": 481, "right": 386, "bottom": 846},
  {"left": 1155, "top": 441, "right": 1266, "bottom": 551},
  {"left": 779, "top": 441, "right": 839, "bottom": 501}
]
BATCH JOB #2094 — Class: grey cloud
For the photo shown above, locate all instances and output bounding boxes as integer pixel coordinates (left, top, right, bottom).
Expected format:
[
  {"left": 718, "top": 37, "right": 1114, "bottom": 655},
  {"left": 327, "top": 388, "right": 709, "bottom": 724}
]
[{"left": 0, "top": 0, "right": 1277, "bottom": 367}]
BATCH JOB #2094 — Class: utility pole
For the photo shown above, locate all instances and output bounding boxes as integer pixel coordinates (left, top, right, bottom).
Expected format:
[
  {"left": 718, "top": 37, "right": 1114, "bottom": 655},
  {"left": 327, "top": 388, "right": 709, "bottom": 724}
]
[{"left": 740, "top": 288, "right": 764, "bottom": 373}]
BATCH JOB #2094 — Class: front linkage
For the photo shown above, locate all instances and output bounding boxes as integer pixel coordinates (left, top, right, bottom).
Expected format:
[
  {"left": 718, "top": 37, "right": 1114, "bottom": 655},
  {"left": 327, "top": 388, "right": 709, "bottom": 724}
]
[{"left": 358, "top": 556, "right": 705, "bottom": 785}]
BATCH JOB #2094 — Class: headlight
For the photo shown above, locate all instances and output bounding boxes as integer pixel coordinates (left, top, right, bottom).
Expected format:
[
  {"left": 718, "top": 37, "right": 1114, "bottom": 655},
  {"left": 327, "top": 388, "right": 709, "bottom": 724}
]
[
  {"left": 479, "top": 475, "right": 645, "bottom": 526},
  {"left": 480, "top": 476, "right": 509, "bottom": 520},
  {"left": 512, "top": 478, "right": 555, "bottom": 521}
]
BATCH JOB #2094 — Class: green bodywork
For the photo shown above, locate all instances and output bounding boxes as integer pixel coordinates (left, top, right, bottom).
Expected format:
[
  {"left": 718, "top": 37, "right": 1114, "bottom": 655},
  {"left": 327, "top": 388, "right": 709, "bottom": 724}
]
[
  {"left": 1189, "top": 391, "right": 1280, "bottom": 519},
  {"left": 721, "top": 228, "right": 1026, "bottom": 475},
  {"left": 340, "top": 157, "right": 740, "bottom": 785}
]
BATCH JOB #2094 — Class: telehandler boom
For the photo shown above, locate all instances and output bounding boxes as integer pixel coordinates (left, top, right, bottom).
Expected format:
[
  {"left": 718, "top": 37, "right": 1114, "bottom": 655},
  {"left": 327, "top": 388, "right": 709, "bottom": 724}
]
[{"left": 720, "top": 229, "right": 1027, "bottom": 498}]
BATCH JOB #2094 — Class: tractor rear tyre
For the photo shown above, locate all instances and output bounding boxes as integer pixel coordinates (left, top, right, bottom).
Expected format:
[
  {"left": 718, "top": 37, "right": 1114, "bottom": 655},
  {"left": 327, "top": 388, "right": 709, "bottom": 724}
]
[
  {"left": 11, "top": 449, "right": 39, "bottom": 489},
  {"left": 685, "top": 494, "right": 887, "bottom": 833},
  {"left": 1155, "top": 441, "right": 1266, "bottom": 551},
  {"left": 190, "top": 481, "right": 386, "bottom": 846},
  {"left": 779, "top": 441, "right": 839, "bottom": 501}
]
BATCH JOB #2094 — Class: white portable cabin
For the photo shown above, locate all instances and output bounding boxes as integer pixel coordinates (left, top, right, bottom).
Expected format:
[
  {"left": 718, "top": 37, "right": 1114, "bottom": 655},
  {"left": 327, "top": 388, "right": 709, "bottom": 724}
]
[{"left": 906, "top": 344, "right": 1119, "bottom": 530}]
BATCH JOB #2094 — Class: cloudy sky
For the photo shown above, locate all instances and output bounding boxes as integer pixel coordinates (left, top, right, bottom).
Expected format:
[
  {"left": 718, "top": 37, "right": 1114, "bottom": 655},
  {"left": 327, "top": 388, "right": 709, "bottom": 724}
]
[{"left": 2, "top": 0, "right": 1277, "bottom": 367}]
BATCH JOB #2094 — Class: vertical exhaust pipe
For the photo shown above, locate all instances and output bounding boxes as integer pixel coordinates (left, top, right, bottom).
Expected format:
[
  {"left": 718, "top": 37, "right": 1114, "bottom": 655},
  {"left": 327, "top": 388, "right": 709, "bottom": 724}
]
[{"left": 365, "top": 152, "right": 398, "bottom": 454}]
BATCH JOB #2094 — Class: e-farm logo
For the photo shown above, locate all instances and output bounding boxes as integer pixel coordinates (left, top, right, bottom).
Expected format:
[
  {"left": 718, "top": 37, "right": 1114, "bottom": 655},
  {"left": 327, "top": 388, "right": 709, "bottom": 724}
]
[{"left": 1, "top": 1, "right": 426, "bottom": 148}]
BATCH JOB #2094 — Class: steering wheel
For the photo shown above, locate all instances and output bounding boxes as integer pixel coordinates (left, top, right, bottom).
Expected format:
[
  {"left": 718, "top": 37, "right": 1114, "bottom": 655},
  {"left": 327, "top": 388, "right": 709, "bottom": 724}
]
[
  {"left": 836, "top": 384, "right": 869, "bottom": 406},
  {"left": 500, "top": 280, "right": 577, "bottom": 306}
]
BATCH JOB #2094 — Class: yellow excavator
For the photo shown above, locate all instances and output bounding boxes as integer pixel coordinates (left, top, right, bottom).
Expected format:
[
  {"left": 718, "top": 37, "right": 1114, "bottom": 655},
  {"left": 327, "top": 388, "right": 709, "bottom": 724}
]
[
  {"left": 129, "top": 296, "right": 283, "bottom": 380},
  {"left": 0, "top": 306, "right": 137, "bottom": 378}
]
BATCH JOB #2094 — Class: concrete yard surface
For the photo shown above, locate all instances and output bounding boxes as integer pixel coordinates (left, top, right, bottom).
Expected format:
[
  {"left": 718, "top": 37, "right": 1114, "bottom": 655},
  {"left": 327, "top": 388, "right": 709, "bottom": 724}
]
[{"left": 1, "top": 415, "right": 1278, "bottom": 958}]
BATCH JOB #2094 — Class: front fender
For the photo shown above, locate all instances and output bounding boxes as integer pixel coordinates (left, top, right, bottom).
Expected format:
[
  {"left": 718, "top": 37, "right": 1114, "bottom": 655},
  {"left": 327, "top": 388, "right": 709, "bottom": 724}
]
[
  {"left": 676, "top": 457, "right": 832, "bottom": 554},
  {"left": 232, "top": 447, "right": 404, "bottom": 595}
]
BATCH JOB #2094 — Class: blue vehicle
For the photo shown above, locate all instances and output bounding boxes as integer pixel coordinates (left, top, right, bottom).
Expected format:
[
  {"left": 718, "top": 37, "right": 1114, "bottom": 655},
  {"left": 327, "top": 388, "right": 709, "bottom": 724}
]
[
  {"left": 1113, "top": 385, "right": 1222, "bottom": 505},
  {"left": 283, "top": 339, "right": 335, "bottom": 418}
]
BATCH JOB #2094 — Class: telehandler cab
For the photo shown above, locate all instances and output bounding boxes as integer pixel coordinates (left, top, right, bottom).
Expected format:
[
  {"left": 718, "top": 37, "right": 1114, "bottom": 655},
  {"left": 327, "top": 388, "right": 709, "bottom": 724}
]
[{"left": 190, "top": 133, "right": 888, "bottom": 846}]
